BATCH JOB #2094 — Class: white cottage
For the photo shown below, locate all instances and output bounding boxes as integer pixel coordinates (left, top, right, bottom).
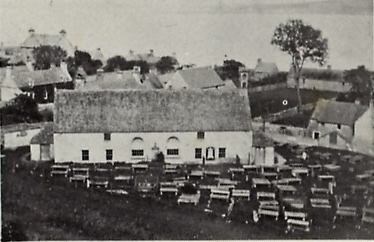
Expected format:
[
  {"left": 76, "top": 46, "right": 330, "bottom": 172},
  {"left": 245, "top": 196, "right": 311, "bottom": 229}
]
[{"left": 53, "top": 89, "right": 253, "bottom": 164}]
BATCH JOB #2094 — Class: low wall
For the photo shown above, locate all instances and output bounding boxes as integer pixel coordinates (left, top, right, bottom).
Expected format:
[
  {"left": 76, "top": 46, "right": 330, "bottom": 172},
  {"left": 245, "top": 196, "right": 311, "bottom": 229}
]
[
  {"left": 248, "top": 82, "right": 287, "bottom": 93},
  {"left": 252, "top": 121, "right": 307, "bottom": 137}
]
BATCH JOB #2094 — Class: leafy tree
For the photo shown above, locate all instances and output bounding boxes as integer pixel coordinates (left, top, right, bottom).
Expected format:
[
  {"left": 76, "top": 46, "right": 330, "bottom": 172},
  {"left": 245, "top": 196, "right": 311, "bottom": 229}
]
[
  {"left": 125, "top": 60, "right": 149, "bottom": 74},
  {"left": 73, "top": 50, "right": 102, "bottom": 75},
  {"left": 0, "top": 94, "right": 42, "bottom": 125},
  {"left": 32, "top": 45, "right": 67, "bottom": 70},
  {"left": 337, "top": 65, "right": 372, "bottom": 105},
  {"left": 271, "top": 19, "right": 328, "bottom": 111},
  {"left": 155, "top": 56, "right": 178, "bottom": 74},
  {"left": 104, "top": 55, "right": 127, "bottom": 72}
]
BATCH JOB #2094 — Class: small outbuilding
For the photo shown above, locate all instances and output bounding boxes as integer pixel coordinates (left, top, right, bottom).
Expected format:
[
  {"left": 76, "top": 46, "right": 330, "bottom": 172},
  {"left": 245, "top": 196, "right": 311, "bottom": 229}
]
[{"left": 30, "top": 123, "right": 54, "bottom": 161}]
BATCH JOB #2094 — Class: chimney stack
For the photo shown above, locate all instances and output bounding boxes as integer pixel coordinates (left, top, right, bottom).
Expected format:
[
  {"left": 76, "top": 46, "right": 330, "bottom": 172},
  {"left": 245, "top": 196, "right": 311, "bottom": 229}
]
[
  {"left": 149, "top": 49, "right": 154, "bottom": 56},
  {"left": 59, "top": 29, "right": 67, "bottom": 37},
  {"left": 129, "top": 49, "right": 134, "bottom": 55},
  {"left": 327, "top": 65, "right": 332, "bottom": 70},
  {"left": 26, "top": 58, "right": 34, "bottom": 71},
  {"left": 96, "top": 68, "right": 104, "bottom": 82},
  {"left": 5, "top": 66, "right": 12, "bottom": 80},
  {"left": 257, "top": 58, "right": 262, "bottom": 64},
  {"left": 28, "top": 28, "right": 35, "bottom": 36}
]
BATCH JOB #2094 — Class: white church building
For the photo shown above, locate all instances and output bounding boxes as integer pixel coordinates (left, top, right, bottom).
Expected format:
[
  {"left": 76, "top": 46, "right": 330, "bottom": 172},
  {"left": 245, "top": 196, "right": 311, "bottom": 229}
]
[{"left": 53, "top": 89, "right": 253, "bottom": 164}]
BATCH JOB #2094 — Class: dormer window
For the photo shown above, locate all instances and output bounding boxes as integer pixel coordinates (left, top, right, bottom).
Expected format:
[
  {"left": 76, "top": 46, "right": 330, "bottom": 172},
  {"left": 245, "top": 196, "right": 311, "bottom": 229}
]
[
  {"left": 337, "top": 124, "right": 341, "bottom": 129},
  {"left": 197, "top": 131, "right": 205, "bottom": 139}
]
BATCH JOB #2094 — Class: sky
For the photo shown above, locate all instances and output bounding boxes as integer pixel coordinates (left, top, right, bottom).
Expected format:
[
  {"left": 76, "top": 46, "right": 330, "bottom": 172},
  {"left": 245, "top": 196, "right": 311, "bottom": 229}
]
[{"left": 0, "top": 0, "right": 373, "bottom": 70}]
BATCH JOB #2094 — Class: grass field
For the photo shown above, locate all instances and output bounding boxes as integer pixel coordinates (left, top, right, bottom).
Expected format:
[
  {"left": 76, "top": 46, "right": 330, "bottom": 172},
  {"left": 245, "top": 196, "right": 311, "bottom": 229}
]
[
  {"left": 249, "top": 88, "right": 338, "bottom": 117},
  {"left": 2, "top": 147, "right": 374, "bottom": 240}
]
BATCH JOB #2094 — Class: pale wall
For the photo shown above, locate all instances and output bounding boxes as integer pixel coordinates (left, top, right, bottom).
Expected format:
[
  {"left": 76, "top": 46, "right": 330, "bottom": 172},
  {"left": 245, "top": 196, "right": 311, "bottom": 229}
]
[
  {"left": 251, "top": 147, "right": 275, "bottom": 165},
  {"left": 287, "top": 78, "right": 351, "bottom": 92},
  {"left": 4, "top": 128, "right": 41, "bottom": 150},
  {"left": 353, "top": 107, "right": 373, "bottom": 154},
  {"left": 30, "top": 144, "right": 54, "bottom": 161},
  {"left": 54, "top": 131, "right": 253, "bottom": 164}
]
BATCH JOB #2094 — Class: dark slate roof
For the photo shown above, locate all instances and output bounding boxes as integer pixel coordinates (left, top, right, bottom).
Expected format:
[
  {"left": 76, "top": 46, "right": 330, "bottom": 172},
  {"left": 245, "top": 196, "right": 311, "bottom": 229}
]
[
  {"left": 30, "top": 123, "right": 54, "bottom": 144},
  {"left": 54, "top": 89, "right": 252, "bottom": 133},
  {"left": 311, "top": 99, "right": 368, "bottom": 125},
  {"left": 144, "top": 73, "right": 164, "bottom": 89},
  {"left": 177, "top": 67, "right": 224, "bottom": 89},
  {"left": 252, "top": 131, "right": 275, "bottom": 147}
]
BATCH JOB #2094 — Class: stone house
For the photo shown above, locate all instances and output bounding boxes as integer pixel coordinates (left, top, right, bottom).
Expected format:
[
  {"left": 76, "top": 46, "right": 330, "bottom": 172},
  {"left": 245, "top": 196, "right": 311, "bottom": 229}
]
[
  {"left": 307, "top": 99, "right": 371, "bottom": 151},
  {"left": 53, "top": 89, "right": 253, "bottom": 164},
  {"left": 253, "top": 58, "right": 279, "bottom": 81}
]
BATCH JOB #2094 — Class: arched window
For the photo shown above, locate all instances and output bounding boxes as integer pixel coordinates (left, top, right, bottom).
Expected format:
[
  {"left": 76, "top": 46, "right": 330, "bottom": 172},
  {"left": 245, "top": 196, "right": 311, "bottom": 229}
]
[
  {"left": 166, "top": 137, "right": 179, "bottom": 156},
  {"left": 131, "top": 137, "right": 144, "bottom": 157}
]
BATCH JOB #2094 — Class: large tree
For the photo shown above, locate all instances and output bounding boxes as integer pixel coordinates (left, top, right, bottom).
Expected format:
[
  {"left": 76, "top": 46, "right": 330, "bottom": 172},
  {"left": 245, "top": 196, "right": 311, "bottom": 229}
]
[
  {"left": 271, "top": 19, "right": 328, "bottom": 111},
  {"left": 104, "top": 55, "right": 127, "bottom": 72},
  {"left": 32, "top": 45, "right": 67, "bottom": 70},
  {"left": 155, "top": 56, "right": 178, "bottom": 74}
]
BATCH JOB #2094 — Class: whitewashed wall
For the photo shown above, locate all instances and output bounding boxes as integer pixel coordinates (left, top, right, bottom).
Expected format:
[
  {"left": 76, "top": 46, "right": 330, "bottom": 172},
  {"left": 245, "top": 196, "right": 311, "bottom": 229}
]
[
  {"left": 54, "top": 131, "right": 253, "bottom": 164},
  {"left": 30, "top": 144, "right": 54, "bottom": 161},
  {"left": 4, "top": 128, "right": 41, "bottom": 150}
]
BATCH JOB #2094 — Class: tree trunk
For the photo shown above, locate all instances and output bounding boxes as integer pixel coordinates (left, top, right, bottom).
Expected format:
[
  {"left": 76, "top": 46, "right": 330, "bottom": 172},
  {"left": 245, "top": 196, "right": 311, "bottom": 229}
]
[{"left": 294, "top": 68, "right": 303, "bottom": 113}]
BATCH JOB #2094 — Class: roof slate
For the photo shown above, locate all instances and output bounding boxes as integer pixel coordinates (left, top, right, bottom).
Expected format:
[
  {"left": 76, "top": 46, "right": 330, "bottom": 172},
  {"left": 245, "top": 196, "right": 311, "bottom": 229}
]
[{"left": 54, "top": 89, "right": 252, "bottom": 133}]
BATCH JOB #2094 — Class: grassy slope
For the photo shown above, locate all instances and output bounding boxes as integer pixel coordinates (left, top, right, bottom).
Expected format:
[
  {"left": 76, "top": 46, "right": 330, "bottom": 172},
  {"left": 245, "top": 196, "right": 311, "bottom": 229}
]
[
  {"left": 2, "top": 147, "right": 374, "bottom": 240},
  {"left": 249, "top": 88, "right": 338, "bottom": 117}
]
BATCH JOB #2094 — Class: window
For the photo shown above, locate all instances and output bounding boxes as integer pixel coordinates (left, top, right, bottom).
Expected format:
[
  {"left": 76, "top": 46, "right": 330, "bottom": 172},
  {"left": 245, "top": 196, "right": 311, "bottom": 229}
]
[
  {"left": 106, "top": 149, "right": 113, "bottom": 160},
  {"left": 195, "top": 148, "right": 202, "bottom": 159},
  {"left": 218, "top": 148, "right": 226, "bottom": 158},
  {"left": 206, "top": 147, "right": 215, "bottom": 160},
  {"left": 337, "top": 124, "right": 341, "bottom": 130},
  {"left": 197, "top": 131, "right": 205, "bottom": 139},
  {"left": 242, "top": 82, "right": 247, "bottom": 88},
  {"left": 167, "top": 149, "right": 179, "bottom": 156},
  {"left": 82, "top": 150, "right": 89, "bottom": 161},
  {"left": 132, "top": 149, "right": 144, "bottom": 157},
  {"left": 104, "top": 133, "right": 111, "bottom": 141},
  {"left": 313, "top": 131, "right": 320, "bottom": 140}
]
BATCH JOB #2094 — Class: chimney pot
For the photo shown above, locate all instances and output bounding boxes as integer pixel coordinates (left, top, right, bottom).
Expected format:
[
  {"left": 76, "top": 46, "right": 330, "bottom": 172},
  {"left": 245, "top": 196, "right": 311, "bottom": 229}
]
[
  {"left": 327, "top": 65, "right": 332, "bottom": 70},
  {"left": 60, "top": 29, "right": 66, "bottom": 37},
  {"left": 28, "top": 28, "right": 35, "bottom": 36},
  {"left": 257, "top": 58, "right": 262, "bottom": 64}
]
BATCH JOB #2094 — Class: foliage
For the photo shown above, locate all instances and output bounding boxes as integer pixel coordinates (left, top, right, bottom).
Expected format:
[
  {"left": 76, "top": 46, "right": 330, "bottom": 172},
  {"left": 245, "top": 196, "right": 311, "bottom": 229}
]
[
  {"left": 0, "top": 56, "right": 9, "bottom": 67},
  {"left": 248, "top": 72, "right": 287, "bottom": 87},
  {"left": 104, "top": 55, "right": 127, "bottom": 72},
  {"left": 0, "top": 94, "right": 42, "bottom": 125},
  {"left": 2, "top": 221, "right": 28, "bottom": 241},
  {"left": 301, "top": 69, "right": 341, "bottom": 80},
  {"left": 335, "top": 66, "right": 372, "bottom": 105},
  {"left": 155, "top": 56, "right": 178, "bottom": 74},
  {"left": 215, "top": 59, "right": 244, "bottom": 81},
  {"left": 271, "top": 19, "right": 328, "bottom": 110},
  {"left": 73, "top": 50, "right": 103, "bottom": 76},
  {"left": 32, "top": 45, "right": 67, "bottom": 70},
  {"left": 103, "top": 56, "right": 150, "bottom": 74}
]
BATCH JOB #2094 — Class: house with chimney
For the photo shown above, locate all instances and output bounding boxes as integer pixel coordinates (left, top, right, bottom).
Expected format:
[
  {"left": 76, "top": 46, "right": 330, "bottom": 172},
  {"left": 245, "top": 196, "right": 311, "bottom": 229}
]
[
  {"left": 307, "top": 99, "right": 372, "bottom": 152},
  {"left": 53, "top": 89, "right": 253, "bottom": 164},
  {"left": 253, "top": 58, "right": 279, "bottom": 81},
  {"left": 76, "top": 66, "right": 162, "bottom": 90},
  {"left": 0, "top": 62, "right": 72, "bottom": 103},
  {"left": 287, "top": 66, "right": 352, "bottom": 92},
  {"left": 163, "top": 66, "right": 226, "bottom": 90}
]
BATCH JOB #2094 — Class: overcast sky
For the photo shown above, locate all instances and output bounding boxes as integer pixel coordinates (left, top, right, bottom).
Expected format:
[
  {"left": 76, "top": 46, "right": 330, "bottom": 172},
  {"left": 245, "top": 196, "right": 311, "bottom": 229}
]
[{"left": 0, "top": 0, "right": 372, "bottom": 70}]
